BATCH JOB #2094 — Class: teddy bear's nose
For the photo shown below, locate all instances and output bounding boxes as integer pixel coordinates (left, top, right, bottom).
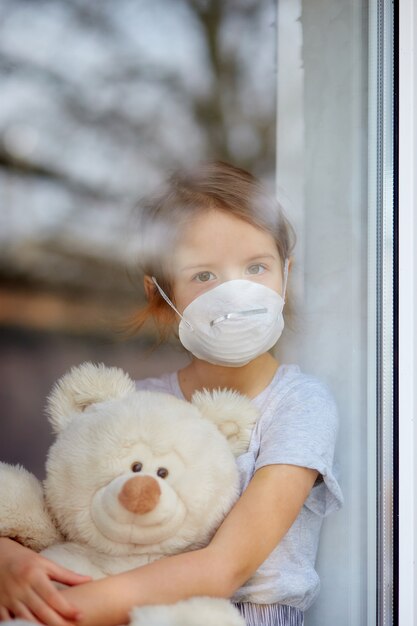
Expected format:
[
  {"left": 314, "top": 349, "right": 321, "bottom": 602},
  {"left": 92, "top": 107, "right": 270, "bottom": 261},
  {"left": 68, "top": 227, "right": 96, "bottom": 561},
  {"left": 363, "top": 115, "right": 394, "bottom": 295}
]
[{"left": 118, "top": 475, "right": 161, "bottom": 514}]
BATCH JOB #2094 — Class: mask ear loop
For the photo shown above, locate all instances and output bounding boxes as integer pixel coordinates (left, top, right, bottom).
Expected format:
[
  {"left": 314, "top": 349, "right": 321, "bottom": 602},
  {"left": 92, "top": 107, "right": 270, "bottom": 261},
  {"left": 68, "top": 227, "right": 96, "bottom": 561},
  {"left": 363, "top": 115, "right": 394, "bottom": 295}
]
[
  {"left": 282, "top": 259, "right": 289, "bottom": 302},
  {"left": 151, "top": 277, "right": 193, "bottom": 330}
]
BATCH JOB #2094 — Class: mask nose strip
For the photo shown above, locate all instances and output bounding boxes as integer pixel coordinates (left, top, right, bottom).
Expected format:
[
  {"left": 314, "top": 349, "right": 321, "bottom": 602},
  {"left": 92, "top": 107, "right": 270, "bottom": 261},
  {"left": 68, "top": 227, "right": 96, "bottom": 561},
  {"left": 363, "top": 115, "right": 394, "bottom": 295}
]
[{"left": 210, "top": 307, "right": 268, "bottom": 327}]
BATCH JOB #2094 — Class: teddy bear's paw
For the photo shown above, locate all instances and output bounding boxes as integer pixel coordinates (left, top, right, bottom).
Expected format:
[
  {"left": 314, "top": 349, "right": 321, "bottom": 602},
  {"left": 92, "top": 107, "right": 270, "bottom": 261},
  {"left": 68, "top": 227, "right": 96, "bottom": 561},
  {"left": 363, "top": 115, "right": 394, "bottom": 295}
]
[
  {"left": 0, "top": 462, "right": 61, "bottom": 551},
  {"left": 191, "top": 388, "right": 259, "bottom": 456},
  {"left": 130, "top": 597, "right": 246, "bottom": 626}
]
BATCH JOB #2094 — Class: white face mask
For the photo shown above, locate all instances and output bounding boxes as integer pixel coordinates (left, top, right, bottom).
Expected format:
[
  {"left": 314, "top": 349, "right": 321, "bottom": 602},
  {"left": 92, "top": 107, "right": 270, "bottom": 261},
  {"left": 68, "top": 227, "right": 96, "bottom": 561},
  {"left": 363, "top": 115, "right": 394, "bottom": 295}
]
[{"left": 152, "top": 260, "right": 288, "bottom": 367}]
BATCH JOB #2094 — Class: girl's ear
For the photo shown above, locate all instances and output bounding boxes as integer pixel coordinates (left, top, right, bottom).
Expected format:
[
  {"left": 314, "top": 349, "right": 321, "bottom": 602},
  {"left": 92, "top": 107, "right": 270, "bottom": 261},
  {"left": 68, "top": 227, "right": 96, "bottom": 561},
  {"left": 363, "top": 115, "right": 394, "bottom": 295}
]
[
  {"left": 46, "top": 362, "right": 136, "bottom": 434},
  {"left": 191, "top": 389, "right": 258, "bottom": 457}
]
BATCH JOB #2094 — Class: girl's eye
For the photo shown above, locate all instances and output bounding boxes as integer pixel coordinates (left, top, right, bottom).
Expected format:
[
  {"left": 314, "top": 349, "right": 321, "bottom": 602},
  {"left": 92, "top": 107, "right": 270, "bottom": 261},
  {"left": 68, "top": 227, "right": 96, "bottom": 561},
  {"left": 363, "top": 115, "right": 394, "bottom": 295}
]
[
  {"left": 131, "top": 462, "right": 143, "bottom": 473},
  {"left": 247, "top": 264, "right": 266, "bottom": 275},
  {"left": 156, "top": 467, "right": 169, "bottom": 479},
  {"left": 194, "top": 271, "right": 215, "bottom": 283}
]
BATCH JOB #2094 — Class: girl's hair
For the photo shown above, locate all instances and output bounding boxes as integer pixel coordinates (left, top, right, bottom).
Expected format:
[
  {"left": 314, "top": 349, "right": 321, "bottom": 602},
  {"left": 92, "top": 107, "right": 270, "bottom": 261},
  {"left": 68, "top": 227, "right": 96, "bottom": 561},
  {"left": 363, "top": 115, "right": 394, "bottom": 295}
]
[{"left": 129, "top": 161, "right": 296, "bottom": 340}]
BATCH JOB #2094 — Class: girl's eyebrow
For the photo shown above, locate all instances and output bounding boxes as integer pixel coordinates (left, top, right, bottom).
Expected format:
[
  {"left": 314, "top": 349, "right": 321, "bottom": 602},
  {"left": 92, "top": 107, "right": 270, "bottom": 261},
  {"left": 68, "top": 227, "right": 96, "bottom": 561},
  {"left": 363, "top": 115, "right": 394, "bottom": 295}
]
[
  {"left": 179, "top": 263, "right": 213, "bottom": 272},
  {"left": 245, "top": 254, "right": 278, "bottom": 262},
  {"left": 179, "top": 254, "right": 278, "bottom": 272}
]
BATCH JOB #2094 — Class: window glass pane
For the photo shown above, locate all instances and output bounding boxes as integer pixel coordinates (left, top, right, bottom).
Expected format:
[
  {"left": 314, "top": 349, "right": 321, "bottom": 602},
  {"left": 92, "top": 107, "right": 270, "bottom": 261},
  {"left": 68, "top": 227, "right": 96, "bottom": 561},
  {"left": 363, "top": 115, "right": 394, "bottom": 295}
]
[{"left": 0, "top": 0, "right": 396, "bottom": 622}]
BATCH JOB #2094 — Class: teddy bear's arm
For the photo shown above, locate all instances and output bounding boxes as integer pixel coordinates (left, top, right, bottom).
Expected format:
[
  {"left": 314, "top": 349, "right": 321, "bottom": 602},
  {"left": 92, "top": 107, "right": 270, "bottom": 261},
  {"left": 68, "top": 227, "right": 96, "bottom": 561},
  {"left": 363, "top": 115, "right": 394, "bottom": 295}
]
[
  {"left": 0, "top": 462, "right": 62, "bottom": 551},
  {"left": 130, "top": 597, "right": 246, "bottom": 626},
  {"left": 41, "top": 543, "right": 106, "bottom": 581},
  {"left": 41, "top": 543, "right": 158, "bottom": 581}
]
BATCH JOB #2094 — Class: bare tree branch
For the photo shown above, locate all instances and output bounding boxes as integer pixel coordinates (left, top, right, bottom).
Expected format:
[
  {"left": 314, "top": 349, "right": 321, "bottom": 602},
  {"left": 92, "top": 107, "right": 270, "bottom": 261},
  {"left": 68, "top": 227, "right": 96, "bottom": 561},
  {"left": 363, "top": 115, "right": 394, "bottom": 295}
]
[{"left": 0, "top": 143, "right": 121, "bottom": 202}]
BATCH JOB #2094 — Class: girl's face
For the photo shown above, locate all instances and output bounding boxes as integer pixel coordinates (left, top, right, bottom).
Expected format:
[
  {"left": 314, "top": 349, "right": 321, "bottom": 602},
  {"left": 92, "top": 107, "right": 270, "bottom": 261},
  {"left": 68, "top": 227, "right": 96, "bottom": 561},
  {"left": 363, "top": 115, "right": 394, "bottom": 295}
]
[{"left": 171, "top": 209, "right": 285, "bottom": 313}]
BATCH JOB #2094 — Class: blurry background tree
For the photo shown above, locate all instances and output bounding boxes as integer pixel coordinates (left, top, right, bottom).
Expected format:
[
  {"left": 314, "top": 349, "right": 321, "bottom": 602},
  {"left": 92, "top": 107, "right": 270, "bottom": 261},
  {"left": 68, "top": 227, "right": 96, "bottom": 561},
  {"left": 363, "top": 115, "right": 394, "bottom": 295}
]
[{"left": 0, "top": 0, "right": 277, "bottom": 476}]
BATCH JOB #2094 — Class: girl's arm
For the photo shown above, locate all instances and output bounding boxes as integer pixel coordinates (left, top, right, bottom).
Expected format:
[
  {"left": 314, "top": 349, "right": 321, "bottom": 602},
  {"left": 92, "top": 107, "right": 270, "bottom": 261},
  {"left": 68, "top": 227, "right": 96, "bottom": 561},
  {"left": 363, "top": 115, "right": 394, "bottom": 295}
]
[
  {"left": 61, "top": 463, "right": 318, "bottom": 626},
  {"left": 0, "top": 537, "right": 91, "bottom": 625}
]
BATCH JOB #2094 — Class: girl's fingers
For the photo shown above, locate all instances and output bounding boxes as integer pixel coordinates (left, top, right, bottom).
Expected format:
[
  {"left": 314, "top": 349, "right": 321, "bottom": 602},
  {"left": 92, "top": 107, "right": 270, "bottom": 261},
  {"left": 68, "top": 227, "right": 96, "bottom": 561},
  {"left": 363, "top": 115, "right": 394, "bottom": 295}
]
[
  {"left": 46, "top": 562, "right": 91, "bottom": 587},
  {"left": 11, "top": 599, "right": 40, "bottom": 623},
  {"left": 19, "top": 590, "right": 73, "bottom": 626},
  {"left": 32, "top": 577, "right": 82, "bottom": 621},
  {"left": 0, "top": 607, "right": 12, "bottom": 621}
]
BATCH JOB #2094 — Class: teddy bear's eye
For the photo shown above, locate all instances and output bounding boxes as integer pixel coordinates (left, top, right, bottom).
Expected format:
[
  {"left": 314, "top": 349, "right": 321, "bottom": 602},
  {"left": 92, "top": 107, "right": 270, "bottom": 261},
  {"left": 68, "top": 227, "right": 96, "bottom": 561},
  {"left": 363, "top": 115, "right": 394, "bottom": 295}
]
[
  {"left": 156, "top": 467, "right": 169, "bottom": 479},
  {"left": 131, "top": 462, "right": 143, "bottom": 473}
]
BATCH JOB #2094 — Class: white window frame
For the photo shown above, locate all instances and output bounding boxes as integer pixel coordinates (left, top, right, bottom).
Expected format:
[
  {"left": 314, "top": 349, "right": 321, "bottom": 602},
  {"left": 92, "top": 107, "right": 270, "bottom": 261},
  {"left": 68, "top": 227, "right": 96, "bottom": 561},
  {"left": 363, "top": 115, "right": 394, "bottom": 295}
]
[{"left": 398, "top": 0, "right": 417, "bottom": 623}]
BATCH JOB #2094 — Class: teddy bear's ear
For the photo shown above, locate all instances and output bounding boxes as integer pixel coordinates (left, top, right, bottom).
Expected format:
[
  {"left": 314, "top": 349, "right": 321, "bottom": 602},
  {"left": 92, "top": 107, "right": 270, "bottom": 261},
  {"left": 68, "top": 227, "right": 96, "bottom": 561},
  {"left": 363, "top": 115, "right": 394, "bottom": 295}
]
[
  {"left": 46, "top": 362, "right": 136, "bottom": 433},
  {"left": 191, "top": 389, "right": 258, "bottom": 457}
]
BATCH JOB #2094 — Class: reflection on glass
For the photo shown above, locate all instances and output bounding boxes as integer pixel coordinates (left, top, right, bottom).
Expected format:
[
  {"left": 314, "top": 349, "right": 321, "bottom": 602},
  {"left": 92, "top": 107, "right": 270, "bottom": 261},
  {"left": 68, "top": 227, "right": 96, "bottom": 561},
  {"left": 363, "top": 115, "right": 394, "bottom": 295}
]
[
  {"left": 0, "top": 2, "right": 278, "bottom": 478},
  {"left": 0, "top": 0, "right": 277, "bottom": 280}
]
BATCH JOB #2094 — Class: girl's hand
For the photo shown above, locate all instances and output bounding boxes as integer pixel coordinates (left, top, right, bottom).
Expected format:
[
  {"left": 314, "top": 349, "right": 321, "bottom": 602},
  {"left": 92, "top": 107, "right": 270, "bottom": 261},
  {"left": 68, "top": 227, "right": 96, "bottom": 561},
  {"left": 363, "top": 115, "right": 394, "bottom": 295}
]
[{"left": 0, "top": 537, "right": 91, "bottom": 625}]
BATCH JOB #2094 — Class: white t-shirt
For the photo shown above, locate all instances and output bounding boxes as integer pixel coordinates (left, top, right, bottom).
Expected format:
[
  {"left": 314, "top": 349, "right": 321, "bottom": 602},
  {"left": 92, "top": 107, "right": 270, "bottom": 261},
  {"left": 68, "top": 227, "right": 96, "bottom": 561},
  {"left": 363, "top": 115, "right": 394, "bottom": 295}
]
[{"left": 135, "top": 364, "right": 343, "bottom": 611}]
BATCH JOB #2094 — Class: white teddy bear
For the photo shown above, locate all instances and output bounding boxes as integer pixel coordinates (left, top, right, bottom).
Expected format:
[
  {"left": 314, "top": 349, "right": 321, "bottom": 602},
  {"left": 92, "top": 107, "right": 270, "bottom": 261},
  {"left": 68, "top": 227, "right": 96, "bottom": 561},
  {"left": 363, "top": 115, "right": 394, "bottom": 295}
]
[{"left": 0, "top": 363, "right": 259, "bottom": 626}]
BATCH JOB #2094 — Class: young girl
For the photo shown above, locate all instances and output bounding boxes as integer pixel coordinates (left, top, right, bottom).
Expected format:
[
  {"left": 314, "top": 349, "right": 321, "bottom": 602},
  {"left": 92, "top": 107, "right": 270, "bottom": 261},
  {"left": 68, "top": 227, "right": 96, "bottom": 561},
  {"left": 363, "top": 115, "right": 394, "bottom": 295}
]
[{"left": 0, "top": 162, "right": 343, "bottom": 626}]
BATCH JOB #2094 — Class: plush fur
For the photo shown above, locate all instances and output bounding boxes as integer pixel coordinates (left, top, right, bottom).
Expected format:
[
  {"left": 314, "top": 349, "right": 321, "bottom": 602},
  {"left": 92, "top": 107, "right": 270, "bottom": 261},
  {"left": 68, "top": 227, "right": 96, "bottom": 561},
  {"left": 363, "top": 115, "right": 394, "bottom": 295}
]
[
  {"left": 0, "top": 362, "right": 256, "bottom": 625},
  {"left": 0, "top": 463, "right": 61, "bottom": 551},
  {"left": 131, "top": 597, "right": 246, "bottom": 626}
]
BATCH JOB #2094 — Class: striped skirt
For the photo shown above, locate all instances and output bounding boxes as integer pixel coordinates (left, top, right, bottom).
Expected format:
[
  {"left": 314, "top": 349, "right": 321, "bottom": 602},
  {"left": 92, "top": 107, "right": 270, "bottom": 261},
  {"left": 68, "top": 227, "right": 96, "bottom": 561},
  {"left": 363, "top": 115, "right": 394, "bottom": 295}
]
[{"left": 233, "top": 602, "right": 304, "bottom": 626}]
